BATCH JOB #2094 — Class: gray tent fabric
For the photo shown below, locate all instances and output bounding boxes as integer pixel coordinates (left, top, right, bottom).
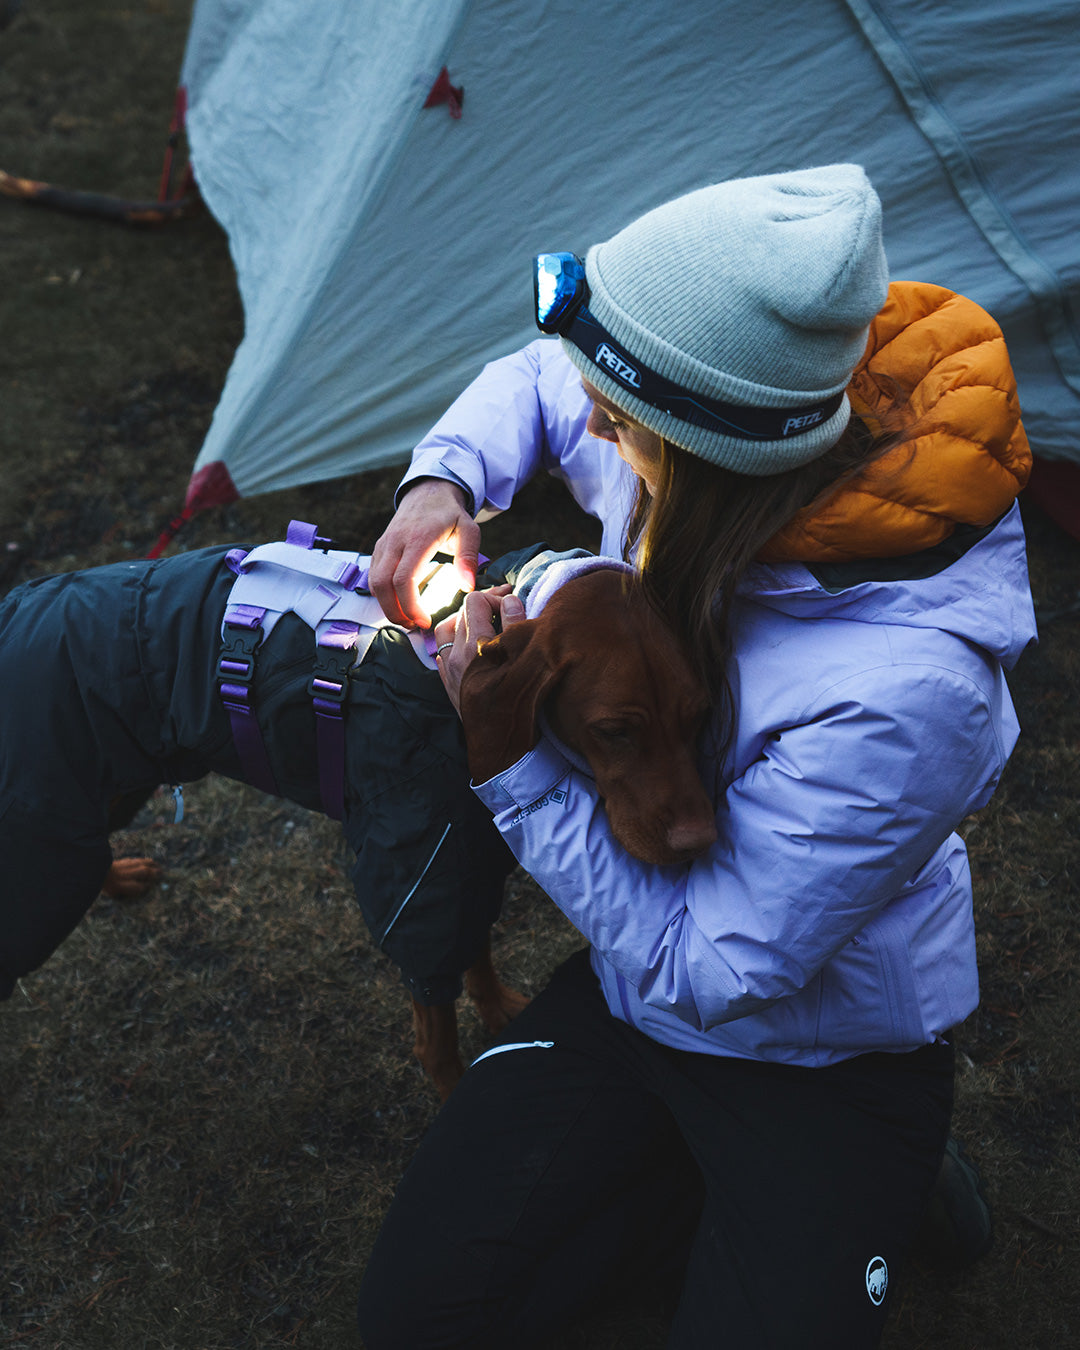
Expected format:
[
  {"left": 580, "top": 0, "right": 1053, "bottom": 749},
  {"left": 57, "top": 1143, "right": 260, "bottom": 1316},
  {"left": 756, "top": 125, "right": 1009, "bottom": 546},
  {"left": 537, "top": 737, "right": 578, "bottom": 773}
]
[{"left": 178, "top": 0, "right": 1080, "bottom": 512}]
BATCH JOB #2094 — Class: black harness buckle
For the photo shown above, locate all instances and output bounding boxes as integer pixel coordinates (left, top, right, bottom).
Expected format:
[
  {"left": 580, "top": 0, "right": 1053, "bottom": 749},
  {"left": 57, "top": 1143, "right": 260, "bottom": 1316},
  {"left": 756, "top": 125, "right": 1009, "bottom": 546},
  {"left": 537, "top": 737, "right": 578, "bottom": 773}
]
[
  {"left": 308, "top": 643, "right": 355, "bottom": 708},
  {"left": 217, "top": 622, "right": 264, "bottom": 686}
]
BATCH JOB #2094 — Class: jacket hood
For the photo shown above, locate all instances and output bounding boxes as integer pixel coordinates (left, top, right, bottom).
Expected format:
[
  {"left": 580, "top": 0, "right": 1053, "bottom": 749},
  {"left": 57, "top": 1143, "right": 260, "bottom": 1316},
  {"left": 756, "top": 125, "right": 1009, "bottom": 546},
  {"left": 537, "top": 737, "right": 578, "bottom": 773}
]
[
  {"left": 746, "top": 499, "right": 1036, "bottom": 669},
  {"left": 762, "top": 281, "right": 1032, "bottom": 563},
  {"left": 513, "top": 549, "right": 634, "bottom": 619}
]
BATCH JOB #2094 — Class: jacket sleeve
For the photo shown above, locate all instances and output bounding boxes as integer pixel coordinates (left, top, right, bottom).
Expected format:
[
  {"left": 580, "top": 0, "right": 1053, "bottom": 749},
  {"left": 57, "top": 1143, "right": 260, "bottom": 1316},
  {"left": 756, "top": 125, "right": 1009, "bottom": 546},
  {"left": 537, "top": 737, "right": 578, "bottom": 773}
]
[
  {"left": 473, "top": 661, "right": 1007, "bottom": 1032},
  {"left": 398, "top": 341, "right": 604, "bottom": 517}
]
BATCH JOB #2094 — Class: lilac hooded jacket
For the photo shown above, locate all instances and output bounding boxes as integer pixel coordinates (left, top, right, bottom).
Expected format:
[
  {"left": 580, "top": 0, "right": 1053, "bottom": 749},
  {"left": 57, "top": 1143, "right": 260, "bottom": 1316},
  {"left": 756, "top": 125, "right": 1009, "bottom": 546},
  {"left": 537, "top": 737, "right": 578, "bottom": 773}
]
[{"left": 402, "top": 340, "right": 1037, "bottom": 1065}]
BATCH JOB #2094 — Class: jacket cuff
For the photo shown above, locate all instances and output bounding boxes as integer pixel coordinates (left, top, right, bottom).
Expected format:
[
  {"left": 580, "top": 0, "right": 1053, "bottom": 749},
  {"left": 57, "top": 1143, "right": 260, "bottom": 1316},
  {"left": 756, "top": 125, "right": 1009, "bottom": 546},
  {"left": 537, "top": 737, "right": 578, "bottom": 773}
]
[
  {"left": 472, "top": 736, "right": 573, "bottom": 814},
  {"left": 396, "top": 458, "right": 481, "bottom": 516}
]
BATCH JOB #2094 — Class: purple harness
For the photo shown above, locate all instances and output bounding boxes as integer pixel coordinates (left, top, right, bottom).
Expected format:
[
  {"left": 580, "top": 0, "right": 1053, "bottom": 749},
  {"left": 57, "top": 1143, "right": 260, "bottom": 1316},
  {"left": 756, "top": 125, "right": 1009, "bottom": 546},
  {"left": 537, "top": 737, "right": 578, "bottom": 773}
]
[{"left": 216, "top": 520, "right": 438, "bottom": 821}]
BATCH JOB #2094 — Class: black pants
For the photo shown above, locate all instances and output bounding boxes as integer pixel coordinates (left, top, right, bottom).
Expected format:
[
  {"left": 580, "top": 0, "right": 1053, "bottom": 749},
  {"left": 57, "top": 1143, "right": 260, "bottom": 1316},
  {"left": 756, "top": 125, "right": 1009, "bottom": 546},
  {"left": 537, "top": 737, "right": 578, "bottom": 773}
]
[{"left": 357, "top": 949, "right": 953, "bottom": 1350}]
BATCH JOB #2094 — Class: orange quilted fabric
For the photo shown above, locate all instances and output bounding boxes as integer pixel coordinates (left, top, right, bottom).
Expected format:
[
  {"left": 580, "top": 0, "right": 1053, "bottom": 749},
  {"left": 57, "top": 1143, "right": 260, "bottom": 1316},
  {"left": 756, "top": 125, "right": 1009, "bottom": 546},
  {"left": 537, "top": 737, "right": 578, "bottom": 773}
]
[{"left": 762, "top": 281, "right": 1031, "bottom": 563}]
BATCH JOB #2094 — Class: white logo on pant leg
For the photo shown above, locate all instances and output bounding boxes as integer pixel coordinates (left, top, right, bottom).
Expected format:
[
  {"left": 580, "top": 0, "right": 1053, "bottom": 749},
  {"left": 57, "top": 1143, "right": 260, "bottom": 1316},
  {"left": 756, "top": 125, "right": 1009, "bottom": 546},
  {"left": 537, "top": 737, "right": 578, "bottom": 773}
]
[{"left": 865, "top": 1256, "right": 888, "bottom": 1305}]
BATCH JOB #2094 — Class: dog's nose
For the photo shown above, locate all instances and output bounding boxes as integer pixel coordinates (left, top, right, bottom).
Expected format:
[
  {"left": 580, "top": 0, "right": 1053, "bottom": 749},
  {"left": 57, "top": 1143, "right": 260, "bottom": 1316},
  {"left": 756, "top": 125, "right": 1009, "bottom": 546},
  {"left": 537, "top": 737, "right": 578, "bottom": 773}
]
[{"left": 665, "top": 817, "right": 718, "bottom": 859}]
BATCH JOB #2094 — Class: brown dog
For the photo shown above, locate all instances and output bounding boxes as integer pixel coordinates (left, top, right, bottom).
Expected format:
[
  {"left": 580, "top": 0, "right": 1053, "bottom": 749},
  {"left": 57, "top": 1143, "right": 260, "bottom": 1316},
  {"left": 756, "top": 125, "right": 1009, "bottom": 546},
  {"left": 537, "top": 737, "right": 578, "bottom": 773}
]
[
  {"left": 408, "top": 568, "right": 718, "bottom": 1095},
  {"left": 461, "top": 567, "right": 718, "bottom": 865}
]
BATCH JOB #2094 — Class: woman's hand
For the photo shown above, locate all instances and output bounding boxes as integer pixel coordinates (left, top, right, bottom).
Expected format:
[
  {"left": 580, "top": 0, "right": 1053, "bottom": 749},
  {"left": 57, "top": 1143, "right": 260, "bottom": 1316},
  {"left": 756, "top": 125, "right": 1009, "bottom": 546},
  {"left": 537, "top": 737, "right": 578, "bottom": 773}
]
[
  {"left": 434, "top": 587, "right": 526, "bottom": 714},
  {"left": 369, "top": 478, "right": 481, "bottom": 628}
]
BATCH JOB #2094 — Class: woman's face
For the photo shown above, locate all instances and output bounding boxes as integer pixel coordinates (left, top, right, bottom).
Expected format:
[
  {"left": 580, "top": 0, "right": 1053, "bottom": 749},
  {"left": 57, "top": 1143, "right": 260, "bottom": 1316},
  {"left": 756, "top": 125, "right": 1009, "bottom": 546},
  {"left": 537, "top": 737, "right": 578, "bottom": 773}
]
[{"left": 582, "top": 380, "right": 663, "bottom": 495}]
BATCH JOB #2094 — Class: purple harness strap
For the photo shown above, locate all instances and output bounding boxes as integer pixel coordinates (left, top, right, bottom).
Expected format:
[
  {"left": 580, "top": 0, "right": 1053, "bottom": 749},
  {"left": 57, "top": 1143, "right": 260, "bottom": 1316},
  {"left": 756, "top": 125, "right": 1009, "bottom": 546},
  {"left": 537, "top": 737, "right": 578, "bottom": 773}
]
[
  {"left": 285, "top": 519, "right": 363, "bottom": 590},
  {"left": 308, "top": 620, "right": 360, "bottom": 821},
  {"left": 286, "top": 520, "right": 320, "bottom": 548},
  {"left": 218, "top": 602, "right": 280, "bottom": 798}
]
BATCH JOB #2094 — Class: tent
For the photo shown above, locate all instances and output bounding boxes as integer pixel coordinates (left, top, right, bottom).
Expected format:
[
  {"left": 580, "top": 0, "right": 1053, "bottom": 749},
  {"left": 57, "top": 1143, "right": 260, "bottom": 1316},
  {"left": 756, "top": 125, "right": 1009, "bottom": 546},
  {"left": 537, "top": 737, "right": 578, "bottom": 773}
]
[{"left": 171, "top": 0, "right": 1080, "bottom": 533}]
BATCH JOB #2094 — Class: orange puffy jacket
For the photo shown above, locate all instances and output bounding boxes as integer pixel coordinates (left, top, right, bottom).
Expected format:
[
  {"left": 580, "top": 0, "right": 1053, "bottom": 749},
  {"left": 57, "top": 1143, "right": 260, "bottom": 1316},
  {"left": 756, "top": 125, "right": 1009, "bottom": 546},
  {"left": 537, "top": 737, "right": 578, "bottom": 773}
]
[{"left": 764, "top": 280, "right": 1031, "bottom": 563}]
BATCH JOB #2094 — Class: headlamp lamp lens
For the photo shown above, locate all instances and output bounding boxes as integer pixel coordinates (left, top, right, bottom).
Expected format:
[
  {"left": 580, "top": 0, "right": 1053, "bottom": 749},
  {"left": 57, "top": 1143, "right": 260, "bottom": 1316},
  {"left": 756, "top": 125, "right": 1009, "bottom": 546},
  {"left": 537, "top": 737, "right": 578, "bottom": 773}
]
[{"left": 533, "top": 252, "right": 587, "bottom": 333}]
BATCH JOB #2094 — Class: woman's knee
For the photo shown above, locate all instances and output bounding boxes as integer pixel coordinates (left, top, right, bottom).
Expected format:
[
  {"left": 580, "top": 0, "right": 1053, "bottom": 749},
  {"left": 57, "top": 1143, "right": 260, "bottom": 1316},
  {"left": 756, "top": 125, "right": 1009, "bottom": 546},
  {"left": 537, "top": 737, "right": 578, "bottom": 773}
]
[
  {"left": 356, "top": 1244, "right": 496, "bottom": 1350},
  {"left": 356, "top": 1276, "right": 423, "bottom": 1350}
]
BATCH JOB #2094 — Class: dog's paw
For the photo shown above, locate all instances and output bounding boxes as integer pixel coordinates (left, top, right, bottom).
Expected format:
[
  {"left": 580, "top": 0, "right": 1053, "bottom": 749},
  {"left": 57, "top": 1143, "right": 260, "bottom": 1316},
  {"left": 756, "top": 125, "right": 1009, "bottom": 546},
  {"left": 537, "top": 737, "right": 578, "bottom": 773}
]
[
  {"left": 101, "top": 857, "right": 163, "bottom": 901},
  {"left": 473, "top": 981, "right": 531, "bottom": 1036},
  {"left": 429, "top": 1057, "right": 466, "bottom": 1103}
]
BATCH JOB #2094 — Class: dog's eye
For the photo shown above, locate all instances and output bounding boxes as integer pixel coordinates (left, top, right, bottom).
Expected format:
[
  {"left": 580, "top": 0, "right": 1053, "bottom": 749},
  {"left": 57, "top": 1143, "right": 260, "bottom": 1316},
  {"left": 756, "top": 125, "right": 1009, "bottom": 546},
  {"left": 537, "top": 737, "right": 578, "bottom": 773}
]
[{"left": 590, "top": 722, "right": 633, "bottom": 745}]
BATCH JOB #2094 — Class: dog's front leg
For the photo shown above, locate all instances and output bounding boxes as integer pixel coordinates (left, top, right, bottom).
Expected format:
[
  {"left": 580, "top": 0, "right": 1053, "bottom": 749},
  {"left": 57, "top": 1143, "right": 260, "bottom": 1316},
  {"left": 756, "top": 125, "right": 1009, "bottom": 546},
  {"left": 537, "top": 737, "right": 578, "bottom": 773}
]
[
  {"left": 412, "top": 948, "right": 530, "bottom": 1100},
  {"left": 464, "top": 942, "right": 530, "bottom": 1035},
  {"left": 411, "top": 1000, "right": 465, "bottom": 1101}
]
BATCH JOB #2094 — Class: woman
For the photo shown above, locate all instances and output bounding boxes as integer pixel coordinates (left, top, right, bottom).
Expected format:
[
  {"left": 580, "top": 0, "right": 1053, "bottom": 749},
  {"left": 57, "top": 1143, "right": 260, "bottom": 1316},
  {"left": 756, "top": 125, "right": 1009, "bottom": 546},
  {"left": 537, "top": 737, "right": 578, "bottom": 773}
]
[{"left": 359, "top": 165, "right": 1034, "bottom": 1348}]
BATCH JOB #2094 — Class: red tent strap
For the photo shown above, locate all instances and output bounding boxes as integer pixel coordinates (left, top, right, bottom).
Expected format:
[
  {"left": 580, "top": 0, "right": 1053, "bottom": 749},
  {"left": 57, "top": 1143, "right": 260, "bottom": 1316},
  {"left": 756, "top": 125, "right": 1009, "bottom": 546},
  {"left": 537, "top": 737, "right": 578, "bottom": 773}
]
[
  {"left": 146, "top": 460, "right": 240, "bottom": 559},
  {"left": 146, "top": 502, "right": 199, "bottom": 560},
  {"left": 424, "top": 67, "right": 464, "bottom": 119},
  {"left": 158, "top": 86, "right": 190, "bottom": 203}
]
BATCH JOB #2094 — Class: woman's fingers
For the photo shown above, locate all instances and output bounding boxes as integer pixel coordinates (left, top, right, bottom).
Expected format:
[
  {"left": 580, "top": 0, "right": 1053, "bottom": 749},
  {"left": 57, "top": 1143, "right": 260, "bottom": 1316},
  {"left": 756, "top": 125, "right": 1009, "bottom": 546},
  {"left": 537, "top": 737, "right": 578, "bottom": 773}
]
[
  {"left": 369, "top": 479, "right": 478, "bottom": 627},
  {"left": 499, "top": 592, "right": 526, "bottom": 629},
  {"left": 434, "top": 588, "right": 509, "bottom": 712}
]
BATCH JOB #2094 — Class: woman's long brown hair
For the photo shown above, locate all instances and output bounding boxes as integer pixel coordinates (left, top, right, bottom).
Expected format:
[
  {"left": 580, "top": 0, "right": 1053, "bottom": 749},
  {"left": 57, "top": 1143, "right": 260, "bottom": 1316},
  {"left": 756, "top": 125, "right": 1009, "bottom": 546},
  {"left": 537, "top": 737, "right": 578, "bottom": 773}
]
[{"left": 622, "top": 412, "right": 905, "bottom": 766}]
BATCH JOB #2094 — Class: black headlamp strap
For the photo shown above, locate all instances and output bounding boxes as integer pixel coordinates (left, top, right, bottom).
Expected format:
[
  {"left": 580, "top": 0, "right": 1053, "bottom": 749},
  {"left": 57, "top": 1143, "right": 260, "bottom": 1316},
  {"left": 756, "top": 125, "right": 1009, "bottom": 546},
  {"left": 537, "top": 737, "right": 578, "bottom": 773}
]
[{"left": 562, "top": 307, "right": 844, "bottom": 444}]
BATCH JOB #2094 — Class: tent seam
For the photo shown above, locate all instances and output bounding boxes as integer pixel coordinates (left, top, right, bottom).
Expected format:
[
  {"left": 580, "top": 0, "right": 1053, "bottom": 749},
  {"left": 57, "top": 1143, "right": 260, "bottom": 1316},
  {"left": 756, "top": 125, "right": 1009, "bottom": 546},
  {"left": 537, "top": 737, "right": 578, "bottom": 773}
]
[{"left": 842, "top": 0, "right": 1080, "bottom": 396}]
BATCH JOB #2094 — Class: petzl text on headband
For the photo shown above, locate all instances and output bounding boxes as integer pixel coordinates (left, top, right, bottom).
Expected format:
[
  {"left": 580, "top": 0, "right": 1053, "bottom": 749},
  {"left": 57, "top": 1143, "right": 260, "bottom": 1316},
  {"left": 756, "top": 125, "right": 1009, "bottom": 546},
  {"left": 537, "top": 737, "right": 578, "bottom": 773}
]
[{"left": 533, "top": 252, "right": 844, "bottom": 443}]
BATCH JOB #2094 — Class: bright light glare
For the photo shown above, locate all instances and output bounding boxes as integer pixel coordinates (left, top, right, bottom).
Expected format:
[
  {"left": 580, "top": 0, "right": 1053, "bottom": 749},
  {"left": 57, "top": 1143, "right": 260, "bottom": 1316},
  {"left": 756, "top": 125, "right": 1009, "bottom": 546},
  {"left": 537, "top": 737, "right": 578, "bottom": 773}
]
[
  {"left": 537, "top": 269, "right": 558, "bottom": 322},
  {"left": 419, "top": 559, "right": 464, "bottom": 615}
]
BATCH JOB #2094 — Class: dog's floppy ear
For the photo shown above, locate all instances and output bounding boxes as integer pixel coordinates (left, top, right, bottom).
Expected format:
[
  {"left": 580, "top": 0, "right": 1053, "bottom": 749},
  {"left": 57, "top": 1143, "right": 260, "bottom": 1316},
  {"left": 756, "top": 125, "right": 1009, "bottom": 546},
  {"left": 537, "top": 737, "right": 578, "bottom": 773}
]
[{"left": 459, "top": 619, "right": 567, "bottom": 782}]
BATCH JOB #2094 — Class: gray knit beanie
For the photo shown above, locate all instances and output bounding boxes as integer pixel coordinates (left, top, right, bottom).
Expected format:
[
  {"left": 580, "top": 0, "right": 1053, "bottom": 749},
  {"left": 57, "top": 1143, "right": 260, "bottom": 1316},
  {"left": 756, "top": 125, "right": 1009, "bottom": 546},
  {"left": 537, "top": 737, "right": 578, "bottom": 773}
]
[{"left": 561, "top": 164, "right": 889, "bottom": 474}]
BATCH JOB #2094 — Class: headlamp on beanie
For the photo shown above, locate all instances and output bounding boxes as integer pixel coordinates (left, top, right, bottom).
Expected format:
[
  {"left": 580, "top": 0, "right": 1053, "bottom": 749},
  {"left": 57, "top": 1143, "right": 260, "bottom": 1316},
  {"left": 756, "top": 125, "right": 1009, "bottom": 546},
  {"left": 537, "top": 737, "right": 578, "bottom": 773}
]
[
  {"left": 533, "top": 251, "right": 844, "bottom": 444},
  {"left": 544, "top": 166, "right": 889, "bottom": 474}
]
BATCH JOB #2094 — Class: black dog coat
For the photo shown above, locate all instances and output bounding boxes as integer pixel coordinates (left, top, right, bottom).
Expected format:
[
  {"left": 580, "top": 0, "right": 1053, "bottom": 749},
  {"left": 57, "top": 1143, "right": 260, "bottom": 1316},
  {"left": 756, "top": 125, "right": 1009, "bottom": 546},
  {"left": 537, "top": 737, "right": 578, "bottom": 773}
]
[{"left": 0, "top": 540, "right": 536, "bottom": 1004}]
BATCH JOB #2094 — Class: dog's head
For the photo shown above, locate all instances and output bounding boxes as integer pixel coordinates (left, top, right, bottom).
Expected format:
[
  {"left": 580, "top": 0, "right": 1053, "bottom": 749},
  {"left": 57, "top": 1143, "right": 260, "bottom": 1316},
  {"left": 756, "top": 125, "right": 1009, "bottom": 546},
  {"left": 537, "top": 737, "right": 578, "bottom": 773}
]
[{"left": 460, "top": 568, "right": 717, "bottom": 865}]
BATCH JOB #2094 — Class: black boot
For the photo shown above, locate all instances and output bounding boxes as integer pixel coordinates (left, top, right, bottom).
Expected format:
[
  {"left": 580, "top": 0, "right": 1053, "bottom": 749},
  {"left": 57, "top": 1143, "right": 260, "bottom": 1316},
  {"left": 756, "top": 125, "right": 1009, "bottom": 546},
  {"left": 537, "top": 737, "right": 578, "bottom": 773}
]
[{"left": 915, "top": 1135, "right": 994, "bottom": 1269}]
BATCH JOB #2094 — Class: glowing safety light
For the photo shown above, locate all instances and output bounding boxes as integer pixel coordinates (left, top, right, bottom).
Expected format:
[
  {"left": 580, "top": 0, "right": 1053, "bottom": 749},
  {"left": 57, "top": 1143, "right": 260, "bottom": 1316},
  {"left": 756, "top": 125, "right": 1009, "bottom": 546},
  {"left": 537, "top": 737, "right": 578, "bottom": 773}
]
[{"left": 418, "top": 555, "right": 466, "bottom": 615}]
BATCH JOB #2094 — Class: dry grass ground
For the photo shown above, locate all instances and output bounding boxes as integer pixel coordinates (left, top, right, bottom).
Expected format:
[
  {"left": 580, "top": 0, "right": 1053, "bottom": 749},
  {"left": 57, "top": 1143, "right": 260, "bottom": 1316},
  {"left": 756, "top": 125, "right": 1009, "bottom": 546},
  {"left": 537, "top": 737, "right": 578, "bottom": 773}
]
[{"left": 1, "top": 4, "right": 1078, "bottom": 1346}]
